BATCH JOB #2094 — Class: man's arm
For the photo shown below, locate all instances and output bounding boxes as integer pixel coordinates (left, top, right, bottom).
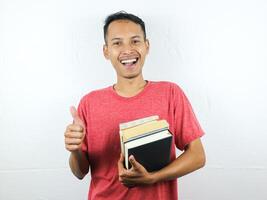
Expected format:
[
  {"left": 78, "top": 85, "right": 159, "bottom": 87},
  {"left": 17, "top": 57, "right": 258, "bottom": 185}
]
[
  {"left": 152, "top": 138, "right": 205, "bottom": 183},
  {"left": 118, "top": 138, "right": 205, "bottom": 187},
  {"left": 69, "top": 150, "right": 89, "bottom": 180},
  {"left": 65, "top": 106, "right": 90, "bottom": 180}
]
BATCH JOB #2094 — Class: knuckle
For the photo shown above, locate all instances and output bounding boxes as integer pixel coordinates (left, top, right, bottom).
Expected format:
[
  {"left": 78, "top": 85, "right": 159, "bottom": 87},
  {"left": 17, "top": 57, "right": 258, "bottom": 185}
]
[
  {"left": 78, "top": 125, "right": 84, "bottom": 132},
  {"left": 68, "top": 145, "right": 78, "bottom": 151},
  {"left": 65, "top": 145, "right": 71, "bottom": 151},
  {"left": 65, "top": 138, "right": 71, "bottom": 145},
  {"left": 79, "top": 132, "right": 85, "bottom": 139},
  {"left": 76, "top": 138, "right": 82, "bottom": 144},
  {"left": 75, "top": 124, "right": 82, "bottom": 131},
  {"left": 64, "top": 131, "right": 70, "bottom": 137},
  {"left": 66, "top": 124, "right": 73, "bottom": 130}
]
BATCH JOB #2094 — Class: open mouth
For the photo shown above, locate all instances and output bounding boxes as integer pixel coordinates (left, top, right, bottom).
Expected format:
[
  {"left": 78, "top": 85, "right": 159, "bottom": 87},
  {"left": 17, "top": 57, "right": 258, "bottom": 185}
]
[{"left": 120, "top": 57, "right": 139, "bottom": 67}]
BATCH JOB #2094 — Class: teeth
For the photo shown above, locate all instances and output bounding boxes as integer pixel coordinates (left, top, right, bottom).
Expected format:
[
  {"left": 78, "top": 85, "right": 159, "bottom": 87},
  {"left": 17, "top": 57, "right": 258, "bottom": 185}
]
[{"left": 121, "top": 58, "right": 137, "bottom": 64}]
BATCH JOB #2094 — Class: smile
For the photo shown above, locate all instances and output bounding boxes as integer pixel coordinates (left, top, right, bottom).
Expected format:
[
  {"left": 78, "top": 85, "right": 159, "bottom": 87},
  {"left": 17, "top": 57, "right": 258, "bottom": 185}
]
[{"left": 120, "top": 58, "right": 139, "bottom": 66}]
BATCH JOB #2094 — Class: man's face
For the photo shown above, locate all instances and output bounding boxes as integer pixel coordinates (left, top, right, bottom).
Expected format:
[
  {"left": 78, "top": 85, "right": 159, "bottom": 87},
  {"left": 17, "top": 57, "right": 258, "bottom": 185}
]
[{"left": 103, "top": 20, "right": 149, "bottom": 80}]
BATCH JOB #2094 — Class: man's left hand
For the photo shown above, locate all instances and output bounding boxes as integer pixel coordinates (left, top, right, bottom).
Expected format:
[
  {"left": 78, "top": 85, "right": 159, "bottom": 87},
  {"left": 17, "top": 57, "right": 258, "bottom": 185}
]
[{"left": 118, "top": 154, "right": 156, "bottom": 188}]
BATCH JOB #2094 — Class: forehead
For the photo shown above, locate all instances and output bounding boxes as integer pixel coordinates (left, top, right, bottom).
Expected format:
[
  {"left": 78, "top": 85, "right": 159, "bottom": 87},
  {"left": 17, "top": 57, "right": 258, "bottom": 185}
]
[{"left": 106, "top": 20, "right": 144, "bottom": 40}]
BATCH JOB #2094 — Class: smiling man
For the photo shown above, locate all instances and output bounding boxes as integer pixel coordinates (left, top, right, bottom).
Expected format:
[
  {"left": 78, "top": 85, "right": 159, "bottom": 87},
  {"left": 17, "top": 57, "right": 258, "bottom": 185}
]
[
  {"left": 103, "top": 15, "right": 150, "bottom": 97},
  {"left": 64, "top": 11, "right": 205, "bottom": 200}
]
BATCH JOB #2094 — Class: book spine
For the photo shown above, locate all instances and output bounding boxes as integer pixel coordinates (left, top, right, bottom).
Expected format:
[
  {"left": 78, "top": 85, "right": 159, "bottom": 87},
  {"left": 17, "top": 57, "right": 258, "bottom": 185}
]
[{"left": 119, "top": 131, "right": 125, "bottom": 155}]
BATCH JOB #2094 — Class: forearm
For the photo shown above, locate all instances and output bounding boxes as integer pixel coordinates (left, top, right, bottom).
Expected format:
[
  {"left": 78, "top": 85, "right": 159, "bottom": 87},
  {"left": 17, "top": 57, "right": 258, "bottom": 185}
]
[
  {"left": 69, "top": 150, "right": 90, "bottom": 179},
  {"left": 152, "top": 139, "right": 205, "bottom": 183}
]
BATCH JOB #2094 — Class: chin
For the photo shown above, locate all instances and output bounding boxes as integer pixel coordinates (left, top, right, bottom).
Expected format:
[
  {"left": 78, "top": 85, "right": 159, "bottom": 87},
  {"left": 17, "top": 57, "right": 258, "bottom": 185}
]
[
  {"left": 123, "top": 75, "right": 139, "bottom": 79},
  {"left": 122, "top": 72, "right": 141, "bottom": 79}
]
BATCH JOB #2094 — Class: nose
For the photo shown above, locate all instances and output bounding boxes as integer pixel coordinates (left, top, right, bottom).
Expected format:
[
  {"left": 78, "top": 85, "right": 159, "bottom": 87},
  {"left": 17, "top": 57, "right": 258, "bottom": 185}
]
[{"left": 121, "top": 42, "right": 134, "bottom": 53}]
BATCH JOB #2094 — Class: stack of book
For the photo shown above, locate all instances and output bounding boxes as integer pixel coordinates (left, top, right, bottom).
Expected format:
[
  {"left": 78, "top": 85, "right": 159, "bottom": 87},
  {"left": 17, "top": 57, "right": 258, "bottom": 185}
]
[{"left": 119, "top": 116, "right": 173, "bottom": 172}]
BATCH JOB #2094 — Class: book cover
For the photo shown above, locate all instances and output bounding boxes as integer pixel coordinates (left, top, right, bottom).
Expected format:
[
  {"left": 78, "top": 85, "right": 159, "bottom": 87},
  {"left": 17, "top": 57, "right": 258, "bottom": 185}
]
[{"left": 124, "top": 129, "right": 173, "bottom": 172}]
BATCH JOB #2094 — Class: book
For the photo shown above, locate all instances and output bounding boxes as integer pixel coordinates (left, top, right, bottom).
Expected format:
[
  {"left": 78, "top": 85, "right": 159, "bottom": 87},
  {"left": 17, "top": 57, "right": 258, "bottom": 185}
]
[
  {"left": 121, "top": 119, "right": 169, "bottom": 142},
  {"left": 119, "top": 115, "right": 159, "bottom": 130},
  {"left": 119, "top": 116, "right": 173, "bottom": 172},
  {"left": 119, "top": 115, "right": 160, "bottom": 154}
]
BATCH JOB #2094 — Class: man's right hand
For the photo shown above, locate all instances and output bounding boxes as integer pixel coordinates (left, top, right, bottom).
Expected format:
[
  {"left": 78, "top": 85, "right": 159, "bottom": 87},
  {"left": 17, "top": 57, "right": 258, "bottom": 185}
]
[{"left": 64, "top": 106, "right": 85, "bottom": 152}]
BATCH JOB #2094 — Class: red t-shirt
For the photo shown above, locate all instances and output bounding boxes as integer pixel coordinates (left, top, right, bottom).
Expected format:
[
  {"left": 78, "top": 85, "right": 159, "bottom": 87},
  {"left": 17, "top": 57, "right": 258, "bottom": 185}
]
[{"left": 77, "top": 81, "right": 204, "bottom": 200}]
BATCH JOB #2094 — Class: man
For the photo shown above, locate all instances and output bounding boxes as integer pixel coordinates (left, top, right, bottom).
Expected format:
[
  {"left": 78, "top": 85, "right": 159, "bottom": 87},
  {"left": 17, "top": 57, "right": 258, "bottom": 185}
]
[{"left": 64, "top": 11, "right": 205, "bottom": 200}]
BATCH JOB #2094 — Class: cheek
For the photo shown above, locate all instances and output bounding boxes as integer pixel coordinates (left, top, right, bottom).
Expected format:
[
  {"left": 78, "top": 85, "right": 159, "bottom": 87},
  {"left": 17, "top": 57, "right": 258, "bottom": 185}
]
[
  {"left": 109, "top": 50, "right": 120, "bottom": 59},
  {"left": 109, "top": 53, "right": 120, "bottom": 67},
  {"left": 137, "top": 47, "right": 148, "bottom": 55}
]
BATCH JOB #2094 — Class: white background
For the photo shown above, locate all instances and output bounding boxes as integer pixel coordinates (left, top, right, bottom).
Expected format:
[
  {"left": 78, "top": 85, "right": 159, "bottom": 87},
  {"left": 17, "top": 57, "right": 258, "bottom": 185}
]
[{"left": 1, "top": 0, "right": 267, "bottom": 199}]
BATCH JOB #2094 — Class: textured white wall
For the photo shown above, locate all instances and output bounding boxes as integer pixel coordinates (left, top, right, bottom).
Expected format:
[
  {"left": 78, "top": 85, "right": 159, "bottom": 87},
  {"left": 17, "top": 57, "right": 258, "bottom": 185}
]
[{"left": 0, "top": 0, "right": 267, "bottom": 199}]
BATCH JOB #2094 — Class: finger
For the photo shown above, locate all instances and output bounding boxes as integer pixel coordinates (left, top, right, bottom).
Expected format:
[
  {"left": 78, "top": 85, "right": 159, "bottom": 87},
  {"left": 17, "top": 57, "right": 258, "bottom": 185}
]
[
  {"left": 66, "top": 124, "right": 84, "bottom": 132},
  {"left": 119, "top": 156, "right": 144, "bottom": 179},
  {"left": 121, "top": 176, "right": 143, "bottom": 185},
  {"left": 118, "top": 154, "right": 127, "bottom": 179},
  {"left": 65, "top": 137, "right": 82, "bottom": 145},
  {"left": 119, "top": 153, "right": 124, "bottom": 164},
  {"left": 118, "top": 154, "right": 125, "bottom": 171},
  {"left": 70, "top": 106, "right": 85, "bottom": 127},
  {"left": 122, "top": 171, "right": 142, "bottom": 178},
  {"left": 64, "top": 131, "right": 84, "bottom": 139},
  {"left": 122, "top": 182, "right": 136, "bottom": 188},
  {"left": 65, "top": 144, "right": 80, "bottom": 151},
  {"left": 129, "top": 155, "right": 142, "bottom": 171}
]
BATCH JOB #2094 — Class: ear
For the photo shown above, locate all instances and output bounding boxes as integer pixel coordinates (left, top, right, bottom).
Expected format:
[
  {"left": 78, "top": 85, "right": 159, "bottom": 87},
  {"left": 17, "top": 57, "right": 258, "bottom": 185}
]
[
  {"left": 145, "top": 39, "right": 150, "bottom": 54},
  {"left": 103, "top": 44, "right": 109, "bottom": 60}
]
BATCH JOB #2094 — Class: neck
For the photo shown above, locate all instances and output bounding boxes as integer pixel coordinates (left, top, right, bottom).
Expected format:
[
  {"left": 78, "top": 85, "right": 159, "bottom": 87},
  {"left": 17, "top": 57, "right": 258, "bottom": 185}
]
[{"left": 114, "top": 75, "right": 147, "bottom": 97}]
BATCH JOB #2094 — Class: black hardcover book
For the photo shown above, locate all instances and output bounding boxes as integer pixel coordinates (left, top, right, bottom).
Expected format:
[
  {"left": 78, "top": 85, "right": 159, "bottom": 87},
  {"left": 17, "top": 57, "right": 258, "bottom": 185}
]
[{"left": 125, "top": 130, "right": 173, "bottom": 172}]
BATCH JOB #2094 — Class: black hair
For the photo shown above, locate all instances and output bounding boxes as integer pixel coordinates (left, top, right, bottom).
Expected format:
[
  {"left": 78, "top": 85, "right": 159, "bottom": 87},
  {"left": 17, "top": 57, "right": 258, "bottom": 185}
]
[{"left": 103, "top": 11, "right": 146, "bottom": 43}]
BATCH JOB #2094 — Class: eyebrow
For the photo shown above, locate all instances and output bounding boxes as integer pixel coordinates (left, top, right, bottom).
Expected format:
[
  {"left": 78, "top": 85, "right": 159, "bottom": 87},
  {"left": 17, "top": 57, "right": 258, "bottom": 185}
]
[
  {"left": 111, "top": 37, "right": 122, "bottom": 41},
  {"left": 131, "top": 35, "right": 142, "bottom": 39},
  {"left": 111, "top": 35, "right": 142, "bottom": 41}
]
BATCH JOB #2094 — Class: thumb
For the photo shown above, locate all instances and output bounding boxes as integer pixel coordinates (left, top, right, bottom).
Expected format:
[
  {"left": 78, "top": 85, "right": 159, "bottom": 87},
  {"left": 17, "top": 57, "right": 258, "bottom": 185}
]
[
  {"left": 70, "top": 106, "right": 85, "bottom": 127},
  {"left": 129, "top": 155, "right": 142, "bottom": 170}
]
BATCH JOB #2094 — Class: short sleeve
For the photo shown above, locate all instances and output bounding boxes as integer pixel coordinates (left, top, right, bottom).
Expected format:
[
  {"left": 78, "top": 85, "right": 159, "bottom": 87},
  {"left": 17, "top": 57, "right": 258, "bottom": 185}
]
[
  {"left": 77, "top": 97, "right": 89, "bottom": 153},
  {"left": 172, "top": 84, "right": 204, "bottom": 151}
]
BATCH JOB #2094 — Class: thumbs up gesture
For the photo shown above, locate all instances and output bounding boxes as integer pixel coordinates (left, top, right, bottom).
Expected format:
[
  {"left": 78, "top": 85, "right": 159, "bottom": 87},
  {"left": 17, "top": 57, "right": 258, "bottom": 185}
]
[{"left": 64, "top": 106, "right": 86, "bottom": 152}]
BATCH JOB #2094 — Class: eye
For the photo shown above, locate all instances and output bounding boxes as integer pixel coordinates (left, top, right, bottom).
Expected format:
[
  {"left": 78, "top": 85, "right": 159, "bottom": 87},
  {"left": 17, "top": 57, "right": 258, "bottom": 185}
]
[
  {"left": 112, "top": 41, "right": 121, "bottom": 46},
  {"left": 132, "top": 40, "right": 140, "bottom": 44}
]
